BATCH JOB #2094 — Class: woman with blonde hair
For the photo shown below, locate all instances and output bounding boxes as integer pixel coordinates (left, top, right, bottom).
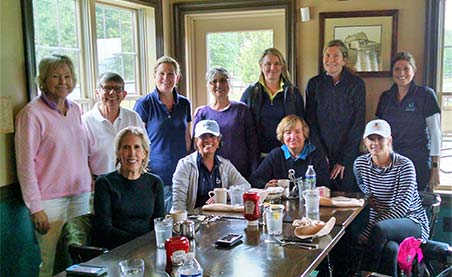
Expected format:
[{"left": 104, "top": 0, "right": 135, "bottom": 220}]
[
  {"left": 250, "top": 115, "right": 329, "bottom": 189},
  {"left": 134, "top": 56, "right": 192, "bottom": 212},
  {"left": 94, "top": 126, "right": 164, "bottom": 250},
  {"left": 241, "top": 48, "right": 304, "bottom": 157},
  {"left": 15, "top": 54, "right": 91, "bottom": 276},
  {"left": 354, "top": 119, "right": 429, "bottom": 275}
]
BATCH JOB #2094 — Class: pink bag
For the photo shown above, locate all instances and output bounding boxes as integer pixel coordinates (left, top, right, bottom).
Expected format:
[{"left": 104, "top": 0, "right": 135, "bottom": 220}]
[{"left": 397, "top": 236, "right": 424, "bottom": 275}]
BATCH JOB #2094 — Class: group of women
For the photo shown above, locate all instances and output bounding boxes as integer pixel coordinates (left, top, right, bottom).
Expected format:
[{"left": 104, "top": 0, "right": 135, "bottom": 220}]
[{"left": 15, "top": 39, "right": 441, "bottom": 276}]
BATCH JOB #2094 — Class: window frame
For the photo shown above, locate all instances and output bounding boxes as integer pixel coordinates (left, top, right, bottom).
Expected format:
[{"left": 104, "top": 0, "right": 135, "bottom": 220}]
[
  {"left": 425, "top": 0, "right": 451, "bottom": 191},
  {"left": 173, "top": 0, "right": 297, "bottom": 95},
  {"left": 21, "top": 0, "right": 163, "bottom": 102}
]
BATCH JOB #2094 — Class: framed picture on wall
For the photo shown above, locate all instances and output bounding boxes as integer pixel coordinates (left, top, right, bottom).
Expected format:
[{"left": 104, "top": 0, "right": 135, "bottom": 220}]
[{"left": 319, "top": 10, "right": 398, "bottom": 77}]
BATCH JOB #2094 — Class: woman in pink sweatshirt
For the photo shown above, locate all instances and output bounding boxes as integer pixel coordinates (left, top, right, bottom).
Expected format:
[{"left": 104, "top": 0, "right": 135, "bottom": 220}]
[{"left": 15, "top": 54, "right": 91, "bottom": 276}]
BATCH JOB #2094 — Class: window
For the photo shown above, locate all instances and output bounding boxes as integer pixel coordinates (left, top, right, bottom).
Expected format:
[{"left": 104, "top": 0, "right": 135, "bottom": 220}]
[
  {"left": 173, "top": 0, "right": 297, "bottom": 105},
  {"left": 23, "top": 0, "right": 163, "bottom": 111},
  {"left": 437, "top": 0, "right": 452, "bottom": 189},
  {"left": 33, "top": 0, "right": 82, "bottom": 98},
  {"left": 207, "top": 30, "right": 273, "bottom": 102},
  {"left": 96, "top": 4, "right": 139, "bottom": 95},
  {"left": 442, "top": 1, "right": 452, "bottom": 93}
]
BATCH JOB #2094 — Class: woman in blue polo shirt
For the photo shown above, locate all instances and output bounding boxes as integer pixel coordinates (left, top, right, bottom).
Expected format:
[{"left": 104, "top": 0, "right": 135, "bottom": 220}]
[
  {"left": 376, "top": 52, "right": 441, "bottom": 191},
  {"left": 134, "top": 56, "right": 192, "bottom": 212}
]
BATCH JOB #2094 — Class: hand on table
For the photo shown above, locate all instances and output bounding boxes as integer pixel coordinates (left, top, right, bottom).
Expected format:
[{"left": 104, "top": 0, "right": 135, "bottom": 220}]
[
  {"left": 206, "top": 197, "right": 216, "bottom": 205},
  {"left": 31, "top": 210, "right": 49, "bottom": 235},
  {"left": 330, "top": 164, "right": 345, "bottom": 180}
]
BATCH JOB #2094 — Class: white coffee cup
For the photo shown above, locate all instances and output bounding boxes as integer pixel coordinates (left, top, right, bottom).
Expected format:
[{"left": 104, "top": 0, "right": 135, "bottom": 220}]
[
  {"left": 208, "top": 187, "right": 227, "bottom": 204},
  {"left": 277, "top": 179, "right": 290, "bottom": 188},
  {"left": 169, "top": 210, "right": 188, "bottom": 223}
]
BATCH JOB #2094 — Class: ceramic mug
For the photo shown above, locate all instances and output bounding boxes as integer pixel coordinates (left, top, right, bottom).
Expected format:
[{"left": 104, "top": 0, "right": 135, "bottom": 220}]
[
  {"left": 168, "top": 210, "right": 188, "bottom": 223},
  {"left": 208, "top": 187, "right": 227, "bottom": 204}
]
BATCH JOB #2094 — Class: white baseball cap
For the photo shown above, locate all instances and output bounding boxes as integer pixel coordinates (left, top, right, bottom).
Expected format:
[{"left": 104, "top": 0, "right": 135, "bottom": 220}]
[
  {"left": 194, "top": 120, "right": 221, "bottom": 138},
  {"left": 363, "top": 119, "right": 391, "bottom": 138}
]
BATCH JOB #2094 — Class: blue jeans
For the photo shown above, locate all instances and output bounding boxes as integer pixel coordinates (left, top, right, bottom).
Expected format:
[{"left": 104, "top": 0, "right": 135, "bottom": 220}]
[
  {"left": 164, "top": 186, "right": 173, "bottom": 213},
  {"left": 362, "top": 218, "right": 421, "bottom": 275}
]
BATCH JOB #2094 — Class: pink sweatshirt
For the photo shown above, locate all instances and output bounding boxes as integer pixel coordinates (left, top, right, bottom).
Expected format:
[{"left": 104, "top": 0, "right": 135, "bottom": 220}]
[{"left": 15, "top": 97, "right": 91, "bottom": 214}]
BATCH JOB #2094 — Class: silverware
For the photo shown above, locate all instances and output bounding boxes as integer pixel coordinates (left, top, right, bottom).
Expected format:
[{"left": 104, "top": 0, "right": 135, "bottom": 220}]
[
  {"left": 280, "top": 237, "right": 314, "bottom": 243},
  {"left": 208, "top": 215, "right": 221, "bottom": 223},
  {"left": 271, "top": 237, "right": 319, "bottom": 250}
]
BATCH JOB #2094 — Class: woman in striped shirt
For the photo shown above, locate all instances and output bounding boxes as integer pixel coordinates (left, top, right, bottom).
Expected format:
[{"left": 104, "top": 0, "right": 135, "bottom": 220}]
[{"left": 354, "top": 119, "right": 429, "bottom": 275}]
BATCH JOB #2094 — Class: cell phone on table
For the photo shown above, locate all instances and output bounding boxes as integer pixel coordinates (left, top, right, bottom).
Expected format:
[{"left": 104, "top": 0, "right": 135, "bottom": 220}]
[
  {"left": 215, "top": 233, "right": 243, "bottom": 248},
  {"left": 66, "top": 264, "right": 107, "bottom": 276}
]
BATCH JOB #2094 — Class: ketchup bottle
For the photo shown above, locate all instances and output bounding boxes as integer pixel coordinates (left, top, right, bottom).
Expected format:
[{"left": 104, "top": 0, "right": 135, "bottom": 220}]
[
  {"left": 165, "top": 236, "right": 190, "bottom": 274},
  {"left": 243, "top": 191, "right": 260, "bottom": 227}
]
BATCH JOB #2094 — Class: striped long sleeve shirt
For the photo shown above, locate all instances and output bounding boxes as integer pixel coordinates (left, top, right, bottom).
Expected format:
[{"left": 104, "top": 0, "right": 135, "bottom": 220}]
[{"left": 353, "top": 153, "right": 429, "bottom": 240}]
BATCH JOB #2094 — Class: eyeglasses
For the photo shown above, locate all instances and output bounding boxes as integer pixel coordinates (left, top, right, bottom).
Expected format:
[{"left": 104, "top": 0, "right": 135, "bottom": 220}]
[
  {"left": 100, "top": 85, "right": 124, "bottom": 93},
  {"left": 209, "top": 78, "right": 229, "bottom": 85}
]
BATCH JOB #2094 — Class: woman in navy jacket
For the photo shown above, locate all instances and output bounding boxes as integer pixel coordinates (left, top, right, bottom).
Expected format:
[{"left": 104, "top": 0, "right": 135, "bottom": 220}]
[
  {"left": 305, "top": 40, "right": 366, "bottom": 192},
  {"left": 241, "top": 48, "right": 304, "bottom": 156}
]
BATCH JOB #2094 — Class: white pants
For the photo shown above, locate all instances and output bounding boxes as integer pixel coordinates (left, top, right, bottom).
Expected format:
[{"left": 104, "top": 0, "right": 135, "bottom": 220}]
[{"left": 36, "top": 192, "right": 90, "bottom": 277}]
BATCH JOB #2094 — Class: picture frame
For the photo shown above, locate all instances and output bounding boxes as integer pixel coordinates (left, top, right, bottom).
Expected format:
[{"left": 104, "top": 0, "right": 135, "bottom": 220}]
[{"left": 319, "top": 10, "right": 398, "bottom": 77}]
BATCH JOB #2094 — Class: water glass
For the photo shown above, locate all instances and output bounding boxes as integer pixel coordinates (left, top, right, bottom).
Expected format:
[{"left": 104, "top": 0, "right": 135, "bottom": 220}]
[
  {"left": 154, "top": 217, "right": 173, "bottom": 248},
  {"left": 298, "top": 178, "right": 312, "bottom": 192},
  {"left": 228, "top": 185, "right": 244, "bottom": 206},
  {"left": 265, "top": 205, "right": 284, "bottom": 235},
  {"left": 302, "top": 189, "right": 320, "bottom": 219},
  {"left": 118, "top": 258, "right": 144, "bottom": 277}
]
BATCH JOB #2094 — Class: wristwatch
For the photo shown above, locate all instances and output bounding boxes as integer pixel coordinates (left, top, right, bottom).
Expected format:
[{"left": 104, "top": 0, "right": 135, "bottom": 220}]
[{"left": 432, "top": 162, "right": 438, "bottom": 168}]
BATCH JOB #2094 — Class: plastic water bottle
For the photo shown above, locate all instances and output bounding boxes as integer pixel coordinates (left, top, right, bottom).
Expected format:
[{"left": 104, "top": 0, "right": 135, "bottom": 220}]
[
  {"left": 305, "top": 165, "right": 316, "bottom": 189},
  {"left": 176, "top": 252, "right": 203, "bottom": 277}
]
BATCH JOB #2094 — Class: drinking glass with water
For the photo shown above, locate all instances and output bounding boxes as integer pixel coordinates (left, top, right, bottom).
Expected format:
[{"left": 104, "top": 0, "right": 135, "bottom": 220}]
[
  {"left": 118, "top": 258, "right": 144, "bottom": 277},
  {"left": 154, "top": 217, "right": 173, "bottom": 248},
  {"left": 265, "top": 204, "right": 284, "bottom": 235}
]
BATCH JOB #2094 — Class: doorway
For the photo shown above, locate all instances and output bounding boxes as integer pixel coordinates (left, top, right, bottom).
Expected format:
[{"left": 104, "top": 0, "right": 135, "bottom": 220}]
[{"left": 185, "top": 10, "right": 285, "bottom": 109}]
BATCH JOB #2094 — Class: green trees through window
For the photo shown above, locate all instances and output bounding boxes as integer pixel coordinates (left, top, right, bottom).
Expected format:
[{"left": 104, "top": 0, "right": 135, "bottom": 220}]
[{"left": 207, "top": 30, "right": 273, "bottom": 101}]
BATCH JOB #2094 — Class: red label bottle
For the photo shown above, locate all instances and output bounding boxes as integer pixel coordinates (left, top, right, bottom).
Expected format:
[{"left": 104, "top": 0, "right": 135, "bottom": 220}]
[
  {"left": 165, "top": 236, "right": 190, "bottom": 274},
  {"left": 243, "top": 191, "right": 260, "bottom": 226}
]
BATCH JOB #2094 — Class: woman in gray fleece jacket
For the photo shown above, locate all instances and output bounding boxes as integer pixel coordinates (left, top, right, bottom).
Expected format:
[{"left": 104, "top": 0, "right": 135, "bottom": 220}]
[{"left": 172, "top": 120, "right": 251, "bottom": 213}]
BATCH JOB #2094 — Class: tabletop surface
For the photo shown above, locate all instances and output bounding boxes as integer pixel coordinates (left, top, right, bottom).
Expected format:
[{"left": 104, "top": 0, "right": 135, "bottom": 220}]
[{"left": 58, "top": 196, "right": 365, "bottom": 277}]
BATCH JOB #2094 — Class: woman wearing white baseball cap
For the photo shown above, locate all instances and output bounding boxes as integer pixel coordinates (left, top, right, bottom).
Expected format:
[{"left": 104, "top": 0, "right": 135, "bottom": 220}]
[
  {"left": 172, "top": 120, "right": 251, "bottom": 212},
  {"left": 352, "top": 119, "right": 429, "bottom": 275}
]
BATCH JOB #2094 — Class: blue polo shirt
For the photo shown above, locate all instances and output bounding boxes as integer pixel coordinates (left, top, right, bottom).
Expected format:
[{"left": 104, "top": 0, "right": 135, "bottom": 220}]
[
  {"left": 376, "top": 82, "right": 440, "bottom": 160},
  {"left": 195, "top": 153, "right": 222, "bottom": 208},
  {"left": 281, "top": 142, "right": 316, "bottom": 161},
  {"left": 134, "top": 88, "right": 191, "bottom": 187}
]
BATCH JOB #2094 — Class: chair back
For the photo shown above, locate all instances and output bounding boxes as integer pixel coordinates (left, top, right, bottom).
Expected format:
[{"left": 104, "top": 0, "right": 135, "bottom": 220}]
[
  {"left": 53, "top": 213, "right": 108, "bottom": 274},
  {"left": 418, "top": 191, "right": 441, "bottom": 239}
]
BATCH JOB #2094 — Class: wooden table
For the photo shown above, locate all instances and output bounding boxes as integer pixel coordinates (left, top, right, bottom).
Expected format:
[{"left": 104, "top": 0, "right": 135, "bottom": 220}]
[
  {"left": 202, "top": 192, "right": 365, "bottom": 227},
  {"left": 57, "top": 197, "right": 365, "bottom": 277}
]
